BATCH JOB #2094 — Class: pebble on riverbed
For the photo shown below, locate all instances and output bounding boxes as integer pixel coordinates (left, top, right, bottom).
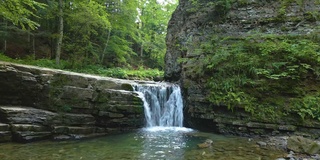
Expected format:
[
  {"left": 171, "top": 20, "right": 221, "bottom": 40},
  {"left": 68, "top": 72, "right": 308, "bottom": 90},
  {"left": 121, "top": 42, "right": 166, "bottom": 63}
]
[{"left": 256, "top": 141, "right": 267, "bottom": 148}]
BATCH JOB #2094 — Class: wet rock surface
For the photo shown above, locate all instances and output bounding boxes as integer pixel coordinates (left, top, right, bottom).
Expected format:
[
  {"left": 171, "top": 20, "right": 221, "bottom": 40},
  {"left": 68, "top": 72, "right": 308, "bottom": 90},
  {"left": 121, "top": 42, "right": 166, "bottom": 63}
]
[
  {"left": 255, "top": 136, "right": 320, "bottom": 160},
  {"left": 197, "top": 139, "right": 213, "bottom": 149},
  {"left": 0, "top": 62, "right": 148, "bottom": 142},
  {"left": 0, "top": 123, "right": 11, "bottom": 142},
  {"left": 287, "top": 136, "right": 320, "bottom": 155},
  {"left": 0, "top": 106, "right": 103, "bottom": 142},
  {"left": 188, "top": 136, "right": 287, "bottom": 160}
]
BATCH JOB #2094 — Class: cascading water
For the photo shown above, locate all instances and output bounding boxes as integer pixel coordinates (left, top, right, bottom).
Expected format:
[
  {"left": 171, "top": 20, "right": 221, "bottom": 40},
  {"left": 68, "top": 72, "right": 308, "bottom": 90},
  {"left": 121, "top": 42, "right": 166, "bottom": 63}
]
[
  {"left": 133, "top": 83, "right": 184, "bottom": 127},
  {"left": 134, "top": 83, "right": 192, "bottom": 159}
]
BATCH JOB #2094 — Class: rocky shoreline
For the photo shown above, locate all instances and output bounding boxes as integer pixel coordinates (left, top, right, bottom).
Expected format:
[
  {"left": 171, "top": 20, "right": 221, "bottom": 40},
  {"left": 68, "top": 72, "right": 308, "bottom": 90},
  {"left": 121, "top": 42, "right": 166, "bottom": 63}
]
[
  {"left": 261, "top": 136, "right": 320, "bottom": 160},
  {"left": 195, "top": 135, "right": 320, "bottom": 160}
]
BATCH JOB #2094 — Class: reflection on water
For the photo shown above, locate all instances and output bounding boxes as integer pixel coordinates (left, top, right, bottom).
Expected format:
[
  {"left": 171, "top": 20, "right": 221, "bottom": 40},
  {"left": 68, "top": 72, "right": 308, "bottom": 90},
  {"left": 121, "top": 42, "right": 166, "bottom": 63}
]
[{"left": 0, "top": 127, "right": 286, "bottom": 160}]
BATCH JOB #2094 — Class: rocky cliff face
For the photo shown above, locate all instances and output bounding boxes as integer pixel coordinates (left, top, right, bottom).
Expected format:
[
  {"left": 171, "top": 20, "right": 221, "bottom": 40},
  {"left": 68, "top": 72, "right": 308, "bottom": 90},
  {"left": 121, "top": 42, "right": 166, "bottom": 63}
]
[
  {"left": 166, "top": 0, "right": 320, "bottom": 79},
  {"left": 0, "top": 62, "right": 145, "bottom": 142},
  {"left": 165, "top": 0, "right": 320, "bottom": 137}
]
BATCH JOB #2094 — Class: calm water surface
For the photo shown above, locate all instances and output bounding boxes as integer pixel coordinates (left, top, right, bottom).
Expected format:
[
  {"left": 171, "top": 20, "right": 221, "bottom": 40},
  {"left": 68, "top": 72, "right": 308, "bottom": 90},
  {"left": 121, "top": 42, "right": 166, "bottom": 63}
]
[{"left": 0, "top": 127, "right": 286, "bottom": 160}]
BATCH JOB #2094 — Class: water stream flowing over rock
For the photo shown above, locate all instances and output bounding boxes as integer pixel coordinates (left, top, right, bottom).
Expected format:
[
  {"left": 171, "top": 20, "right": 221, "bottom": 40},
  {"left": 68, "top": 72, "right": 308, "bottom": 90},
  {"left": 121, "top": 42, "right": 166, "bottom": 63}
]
[{"left": 133, "top": 84, "right": 184, "bottom": 127}]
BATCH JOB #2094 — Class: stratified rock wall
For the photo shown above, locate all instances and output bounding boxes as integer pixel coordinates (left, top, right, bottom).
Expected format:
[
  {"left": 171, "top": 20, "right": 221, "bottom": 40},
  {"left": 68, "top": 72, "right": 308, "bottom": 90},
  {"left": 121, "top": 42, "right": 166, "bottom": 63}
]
[
  {"left": 165, "top": 0, "right": 320, "bottom": 137},
  {"left": 166, "top": 0, "right": 320, "bottom": 79},
  {"left": 0, "top": 62, "right": 145, "bottom": 142}
]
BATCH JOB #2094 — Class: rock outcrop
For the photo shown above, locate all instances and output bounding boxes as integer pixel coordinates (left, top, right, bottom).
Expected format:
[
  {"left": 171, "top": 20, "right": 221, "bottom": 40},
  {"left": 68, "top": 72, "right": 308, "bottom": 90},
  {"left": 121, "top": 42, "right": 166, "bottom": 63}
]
[
  {"left": 165, "top": 0, "right": 320, "bottom": 137},
  {"left": 0, "top": 62, "right": 146, "bottom": 142}
]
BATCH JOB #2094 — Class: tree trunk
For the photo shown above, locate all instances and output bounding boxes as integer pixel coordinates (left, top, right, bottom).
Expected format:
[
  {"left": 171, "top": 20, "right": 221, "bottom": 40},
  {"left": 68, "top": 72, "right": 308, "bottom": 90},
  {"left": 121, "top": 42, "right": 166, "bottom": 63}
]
[
  {"left": 140, "top": 43, "right": 143, "bottom": 57},
  {"left": 56, "top": 0, "right": 64, "bottom": 65},
  {"left": 27, "top": 28, "right": 35, "bottom": 59},
  {"left": 4, "top": 39, "right": 6, "bottom": 52},
  {"left": 4, "top": 20, "right": 7, "bottom": 52},
  {"left": 101, "top": 28, "right": 111, "bottom": 64},
  {"left": 32, "top": 34, "right": 35, "bottom": 58}
]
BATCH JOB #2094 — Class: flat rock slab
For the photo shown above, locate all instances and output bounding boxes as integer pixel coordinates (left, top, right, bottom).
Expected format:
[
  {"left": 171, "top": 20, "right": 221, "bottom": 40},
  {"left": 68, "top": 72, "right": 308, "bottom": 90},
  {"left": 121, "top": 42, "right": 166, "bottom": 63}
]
[
  {"left": 11, "top": 124, "right": 49, "bottom": 132},
  {"left": 53, "top": 126, "right": 95, "bottom": 134},
  {"left": 12, "top": 131, "right": 52, "bottom": 143},
  {"left": 0, "top": 106, "right": 55, "bottom": 124},
  {"left": 0, "top": 62, "right": 159, "bottom": 88},
  {"left": 0, "top": 123, "right": 10, "bottom": 131},
  {"left": 0, "top": 106, "right": 95, "bottom": 126},
  {"left": 51, "top": 113, "right": 95, "bottom": 126}
]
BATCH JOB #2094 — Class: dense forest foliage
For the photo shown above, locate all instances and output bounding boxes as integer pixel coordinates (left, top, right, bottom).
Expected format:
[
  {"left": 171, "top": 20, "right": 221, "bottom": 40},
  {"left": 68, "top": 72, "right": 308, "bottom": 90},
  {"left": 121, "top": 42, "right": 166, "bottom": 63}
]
[{"left": 0, "top": 0, "right": 177, "bottom": 79}]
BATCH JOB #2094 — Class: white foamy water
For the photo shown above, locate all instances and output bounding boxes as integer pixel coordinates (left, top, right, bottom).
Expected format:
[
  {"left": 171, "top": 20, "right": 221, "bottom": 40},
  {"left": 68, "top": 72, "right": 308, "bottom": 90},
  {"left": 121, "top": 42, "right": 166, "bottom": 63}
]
[
  {"left": 142, "top": 126, "right": 194, "bottom": 132},
  {"left": 134, "top": 83, "right": 184, "bottom": 127},
  {"left": 133, "top": 83, "right": 195, "bottom": 159}
]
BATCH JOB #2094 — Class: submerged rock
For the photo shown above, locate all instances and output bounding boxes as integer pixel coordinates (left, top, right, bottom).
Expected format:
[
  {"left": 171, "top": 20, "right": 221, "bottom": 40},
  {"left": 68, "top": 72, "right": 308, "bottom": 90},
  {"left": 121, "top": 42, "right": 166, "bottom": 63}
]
[
  {"left": 287, "top": 136, "right": 320, "bottom": 155},
  {"left": 197, "top": 139, "right": 213, "bottom": 149},
  {"left": 256, "top": 141, "right": 267, "bottom": 148}
]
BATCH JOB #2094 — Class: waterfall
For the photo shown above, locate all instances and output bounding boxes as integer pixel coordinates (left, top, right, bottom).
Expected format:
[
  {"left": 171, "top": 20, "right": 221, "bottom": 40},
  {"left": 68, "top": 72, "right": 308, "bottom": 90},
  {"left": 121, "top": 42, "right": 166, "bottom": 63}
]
[{"left": 134, "top": 83, "right": 184, "bottom": 127}]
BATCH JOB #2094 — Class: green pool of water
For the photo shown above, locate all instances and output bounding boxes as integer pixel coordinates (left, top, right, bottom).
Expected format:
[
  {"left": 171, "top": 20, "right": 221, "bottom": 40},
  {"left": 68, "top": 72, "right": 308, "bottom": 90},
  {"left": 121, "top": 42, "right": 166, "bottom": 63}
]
[{"left": 0, "top": 127, "right": 286, "bottom": 160}]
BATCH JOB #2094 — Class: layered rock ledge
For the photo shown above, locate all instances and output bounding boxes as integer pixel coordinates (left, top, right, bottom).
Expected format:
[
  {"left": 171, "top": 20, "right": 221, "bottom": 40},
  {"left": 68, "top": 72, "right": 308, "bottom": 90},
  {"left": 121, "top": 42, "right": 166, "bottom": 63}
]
[
  {"left": 165, "top": 0, "right": 320, "bottom": 138},
  {"left": 0, "top": 62, "right": 147, "bottom": 142}
]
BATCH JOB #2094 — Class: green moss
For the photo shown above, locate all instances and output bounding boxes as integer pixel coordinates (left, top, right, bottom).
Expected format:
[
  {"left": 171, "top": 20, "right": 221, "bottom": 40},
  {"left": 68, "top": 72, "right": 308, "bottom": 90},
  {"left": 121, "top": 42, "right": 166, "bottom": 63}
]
[
  {"left": 47, "top": 74, "right": 70, "bottom": 112},
  {"left": 121, "top": 84, "right": 133, "bottom": 91},
  {"left": 132, "top": 96, "right": 143, "bottom": 105},
  {"left": 304, "top": 11, "right": 320, "bottom": 22},
  {"left": 236, "top": 0, "right": 251, "bottom": 7},
  {"left": 95, "top": 93, "right": 111, "bottom": 103}
]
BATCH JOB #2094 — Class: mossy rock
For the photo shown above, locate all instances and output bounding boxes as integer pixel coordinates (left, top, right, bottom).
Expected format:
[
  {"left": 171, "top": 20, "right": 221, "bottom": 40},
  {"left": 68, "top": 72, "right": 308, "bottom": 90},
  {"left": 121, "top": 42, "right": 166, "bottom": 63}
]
[{"left": 121, "top": 83, "right": 133, "bottom": 91}]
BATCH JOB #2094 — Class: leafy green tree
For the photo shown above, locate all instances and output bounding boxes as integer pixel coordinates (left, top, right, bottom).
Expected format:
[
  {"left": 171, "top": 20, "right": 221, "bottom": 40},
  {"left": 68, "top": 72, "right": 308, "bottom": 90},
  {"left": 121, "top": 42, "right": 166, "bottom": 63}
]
[
  {"left": 0, "top": 0, "right": 46, "bottom": 55},
  {"left": 0, "top": 0, "right": 177, "bottom": 72},
  {"left": 138, "top": 0, "right": 178, "bottom": 68},
  {"left": 63, "top": 0, "right": 111, "bottom": 67},
  {"left": 37, "top": 0, "right": 59, "bottom": 59},
  {"left": 102, "top": 0, "right": 140, "bottom": 67},
  {"left": 0, "top": 0, "right": 46, "bottom": 30}
]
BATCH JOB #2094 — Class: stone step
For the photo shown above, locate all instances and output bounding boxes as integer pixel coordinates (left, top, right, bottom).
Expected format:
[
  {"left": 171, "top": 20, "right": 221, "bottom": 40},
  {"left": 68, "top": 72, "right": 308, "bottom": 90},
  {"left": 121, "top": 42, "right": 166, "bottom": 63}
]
[
  {"left": 12, "top": 131, "right": 51, "bottom": 142},
  {"left": 0, "top": 123, "right": 10, "bottom": 131},
  {"left": 0, "top": 106, "right": 95, "bottom": 126},
  {"left": 52, "top": 126, "right": 95, "bottom": 135},
  {"left": 0, "top": 106, "right": 55, "bottom": 124},
  {"left": 51, "top": 113, "right": 95, "bottom": 126},
  {"left": 11, "top": 124, "right": 49, "bottom": 132},
  {"left": 95, "top": 104, "right": 143, "bottom": 114}
]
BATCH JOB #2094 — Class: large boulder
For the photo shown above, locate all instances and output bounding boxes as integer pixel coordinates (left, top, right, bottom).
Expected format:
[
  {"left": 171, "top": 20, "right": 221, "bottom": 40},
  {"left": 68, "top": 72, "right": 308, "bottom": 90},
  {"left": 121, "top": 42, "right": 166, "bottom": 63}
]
[{"left": 287, "top": 136, "right": 320, "bottom": 155}]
